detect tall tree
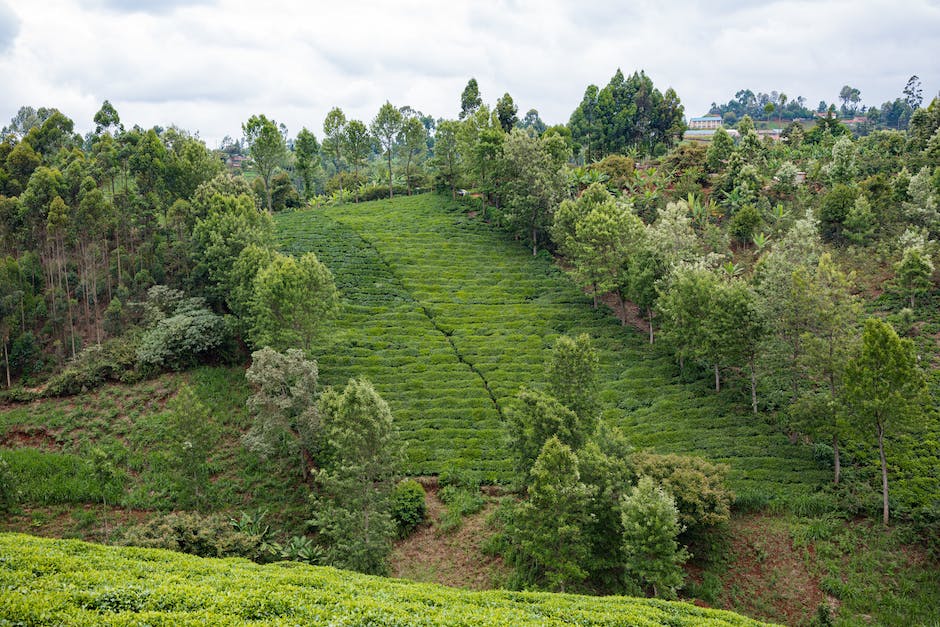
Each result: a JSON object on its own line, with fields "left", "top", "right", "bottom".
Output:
{"left": 459, "top": 78, "right": 482, "bottom": 120}
{"left": 398, "top": 115, "right": 427, "bottom": 195}
{"left": 322, "top": 107, "right": 347, "bottom": 191}
{"left": 294, "top": 128, "right": 320, "bottom": 201}
{"left": 242, "top": 114, "right": 287, "bottom": 212}
{"left": 93, "top": 100, "right": 122, "bottom": 135}
{"left": 843, "top": 318, "right": 926, "bottom": 526}
{"left": 343, "top": 120, "right": 371, "bottom": 201}
{"left": 244, "top": 347, "right": 322, "bottom": 482}
{"left": 371, "top": 102, "right": 403, "bottom": 199}
{"left": 545, "top": 333, "right": 599, "bottom": 426}
{"left": 495, "top": 92, "right": 519, "bottom": 132}
{"left": 431, "top": 120, "right": 461, "bottom": 199}
{"left": 314, "top": 378, "right": 402, "bottom": 575}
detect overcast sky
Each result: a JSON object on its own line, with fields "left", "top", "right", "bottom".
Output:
{"left": 0, "top": 0, "right": 938, "bottom": 146}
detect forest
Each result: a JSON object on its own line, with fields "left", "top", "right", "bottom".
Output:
{"left": 1, "top": 69, "right": 939, "bottom": 626}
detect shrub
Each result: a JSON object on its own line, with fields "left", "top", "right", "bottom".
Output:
{"left": 631, "top": 452, "right": 733, "bottom": 535}
{"left": 136, "top": 290, "right": 228, "bottom": 371}
{"left": 44, "top": 335, "right": 141, "bottom": 397}
{"left": 438, "top": 486, "right": 485, "bottom": 533}
{"left": 392, "top": 479, "right": 427, "bottom": 537}
{"left": 121, "top": 511, "right": 264, "bottom": 560}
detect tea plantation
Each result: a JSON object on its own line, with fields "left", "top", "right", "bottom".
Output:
{"left": 0, "top": 533, "right": 773, "bottom": 626}
{"left": 277, "top": 194, "right": 828, "bottom": 501}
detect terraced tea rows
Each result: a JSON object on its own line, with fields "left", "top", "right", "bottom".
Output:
{"left": 276, "top": 195, "right": 829, "bottom": 498}
{"left": 0, "top": 533, "right": 773, "bottom": 626}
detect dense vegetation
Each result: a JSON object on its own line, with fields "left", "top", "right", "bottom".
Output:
{"left": 1, "top": 70, "right": 939, "bottom": 625}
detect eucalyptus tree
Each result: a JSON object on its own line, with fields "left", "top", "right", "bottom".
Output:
{"left": 243, "top": 114, "right": 288, "bottom": 212}
{"left": 371, "top": 102, "right": 403, "bottom": 199}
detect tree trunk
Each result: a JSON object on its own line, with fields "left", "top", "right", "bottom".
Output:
{"left": 592, "top": 281, "right": 598, "bottom": 309}
{"left": 878, "top": 419, "right": 889, "bottom": 526}
{"left": 750, "top": 361, "right": 758, "bottom": 415}
{"left": 618, "top": 294, "right": 628, "bottom": 327}
{"left": 387, "top": 151, "right": 393, "bottom": 199}
{"left": 833, "top": 433, "right": 841, "bottom": 485}
{"left": 532, "top": 227, "right": 537, "bottom": 256}
{"left": 3, "top": 340, "right": 10, "bottom": 388}
{"left": 714, "top": 363, "right": 721, "bottom": 392}
{"left": 647, "top": 307, "right": 654, "bottom": 344}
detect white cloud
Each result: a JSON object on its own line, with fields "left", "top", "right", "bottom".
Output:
{"left": 1, "top": 0, "right": 938, "bottom": 146}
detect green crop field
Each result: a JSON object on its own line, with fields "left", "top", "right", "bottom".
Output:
{"left": 276, "top": 194, "right": 828, "bottom": 500}
{"left": 0, "top": 533, "right": 773, "bottom": 626}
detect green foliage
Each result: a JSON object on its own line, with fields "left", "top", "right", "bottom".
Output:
{"left": 0, "top": 533, "right": 772, "bottom": 626}
{"left": 892, "top": 245, "right": 934, "bottom": 309}
{"left": 620, "top": 476, "right": 690, "bottom": 599}
{"left": 121, "top": 511, "right": 266, "bottom": 559}
{"left": 631, "top": 452, "right": 733, "bottom": 535}
{"left": 508, "top": 437, "right": 594, "bottom": 592}
{"left": 248, "top": 251, "right": 339, "bottom": 351}
{"left": 438, "top": 485, "right": 485, "bottom": 534}
{"left": 545, "top": 333, "right": 599, "bottom": 424}
{"left": 392, "top": 479, "right": 427, "bottom": 537}
{"left": 244, "top": 347, "right": 321, "bottom": 480}
{"left": 508, "top": 388, "right": 583, "bottom": 479}
{"left": 44, "top": 335, "right": 141, "bottom": 396}
{"left": 136, "top": 288, "right": 228, "bottom": 371}
{"left": 0, "top": 454, "right": 19, "bottom": 512}
{"left": 313, "top": 377, "right": 401, "bottom": 575}
{"left": 242, "top": 113, "right": 288, "bottom": 212}
{"left": 0, "top": 448, "right": 111, "bottom": 505}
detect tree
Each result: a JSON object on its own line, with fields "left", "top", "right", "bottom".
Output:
{"left": 521, "top": 108, "right": 547, "bottom": 135}
{"left": 892, "top": 246, "right": 934, "bottom": 309}
{"left": 249, "top": 251, "right": 340, "bottom": 351}
{"left": 242, "top": 114, "right": 287, "bottom": 212}
{"left": 839, "top": 85, "right": 861, "bottom": 116}
{"left": 371, "top": 102, "right": 403, "bottom": 199}
{"left": 495, "top": 92, "right": 519, "bottom": 132}
{"left": 343, "top": 120, "right": 371, "bottom": 201}
{"left": 294, "top": 128, "right": 320, "bottom": 200}
{"left": 498, "top": 129, "right": 568, "bottom": 255}
{"left": 903, "top": 75, "right": 924, "bottom": 110}
{"left": 459, "top": 78, "right": 482, "bottom": 120}
{"left": 620, "top": 476, "right": 689, "bottom": 599}
{"left": 431, "top": 120, "right": 461, "bottom": 199}
{"left": 322, "top": 107, "right": 346, "bottom": 190}
{"left": 508, "top": 388, "right": 583, "bottom": 478}
{"left": 93, "top": 100, "right": 122, "bottom": 135}
{"left": 713, "top": 279, "right": 766, "bottom": 413}
{"left": 166, "top": 383, "right": 217, "bottom": 509}
{"left": 545, "top": 334, "right": 599, "bottom": 425}
{"left": 398, "top": 115, "right": 427, "bottom": 195}
{"left": 508, "top": 437, "right": 594, "bottom": 592}
{"left": 245, "top": 347, "right": 322, "bottom": 482}
{"left": 843, "top": 318, "right": 926, "bottom": 526}
{"left": 705, "top": 127, "right": 734, "bottom": 172}
{"left": 314, "top": 378, "right": 401, "bottom": 575}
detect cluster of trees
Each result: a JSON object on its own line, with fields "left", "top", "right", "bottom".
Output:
{"left": 498, "top": 334, "right": 732, "bottom": 597}
{"left": 546, "top": 95, "right": 939, "bottom": 525}
{"left": 242, "top": 347, "right": 406, "bottom": 575}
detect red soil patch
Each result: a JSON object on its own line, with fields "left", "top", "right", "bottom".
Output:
{"left": 0, "top": 425, "right": 61, "bottom": 451}
{"left": 390, "top": 484, "right": 507, "bottom": 590}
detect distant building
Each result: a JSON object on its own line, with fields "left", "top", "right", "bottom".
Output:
{"left": 688, "top": 115, "right": 723, "bottom": 130}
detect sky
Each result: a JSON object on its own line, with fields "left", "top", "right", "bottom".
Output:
{"left": 0, "top": 0, "right": 938, "bottom": 146}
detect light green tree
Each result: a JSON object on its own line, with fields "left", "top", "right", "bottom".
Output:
{"left": 398, "top": 115, "right": 427, "bottom": 195}
{"left": 431, "top": 120, "right": 461, "bottom": 199}
{"left": 314, "top": 378, "right": 402, "bottom": 575}
{"left": 843, "top": 318, "right": 926, "bottom": 526}
{"left": 620, "top": 476, "right": 689, "bottom": 599}
{"left": 242, "top": 114, "right": 288, "bottom": 212}
{"left": 371, "top": 102, "right": 404, "bottom": 199}
{"left": 508, "top": 388, "right": 583, "bottom": 479}
{"left": 322, "top": 107, "right": 346, "bottom": 190}
{"left": 249, "top": 252, "right": 339, "bottom": 351}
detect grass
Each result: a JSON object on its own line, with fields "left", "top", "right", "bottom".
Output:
{"left": 0, "top": 533, "right": 775, "bottom": 626}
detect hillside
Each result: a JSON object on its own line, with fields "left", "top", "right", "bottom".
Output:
{"left": 0, "top": 533, "right": 773, "bottom": 626}
{"left": 278, "top": 194, "right": 826, "bottom": 501}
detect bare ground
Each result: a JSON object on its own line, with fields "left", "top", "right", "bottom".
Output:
{"left": 390, "top": 485, "right": 508, "bottom": 590}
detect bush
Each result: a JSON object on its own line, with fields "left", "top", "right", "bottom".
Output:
{"left": 120, "top": 511, "right": 264, "bottom": 560}
{"left": 136, "top": 288, "right": 228, "bottom": 371}
{"left": 43, "top": 335, "right": 141, "bottom": 397}
{"left": 631, "top": 452, "right": 733, "bottom": 535}
{"left": 438, "top": 486, "right": 485, "bottom": 533}
{"left": 392, "top": 479, "right": 427, "bottom": 537}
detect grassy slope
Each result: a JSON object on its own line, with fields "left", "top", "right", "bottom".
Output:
{"left": 278, "top": 194, "right": 827, "bottom": 500}
{"left": 0, "top": 533, "right": 773, "bottom": 626}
